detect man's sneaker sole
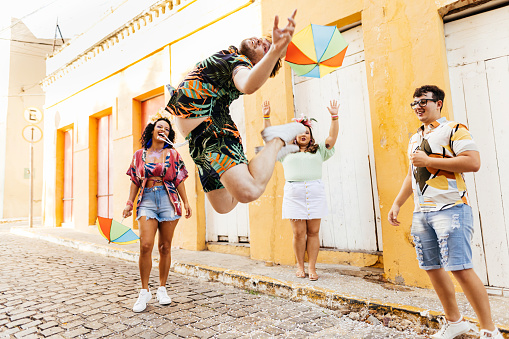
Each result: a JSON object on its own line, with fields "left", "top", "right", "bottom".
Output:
{"left": 261, "top": 122, "right": 306, "bottom": 144}
{"left": 431, "top": 320, "right": 470, "bottom": 339}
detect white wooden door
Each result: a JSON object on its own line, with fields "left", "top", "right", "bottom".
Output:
{"left": 292, "top": 26, "right": 382, "bottom": 252}
{"left": 445, "top": 6, "right": 509, "bottom": 288}
{"left": 205, "top": 98, "right": 250, "bottom": 243}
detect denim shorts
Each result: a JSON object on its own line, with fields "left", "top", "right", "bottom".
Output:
{"left": 136, "top": 186, "right": 180, "bottom": 222}
{"left": 411, "top": 204, "right": 474, "bottom": 271}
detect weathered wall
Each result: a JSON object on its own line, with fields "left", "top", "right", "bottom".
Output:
{"left": 42, "top": 0, "right": 486, "bottom": 288}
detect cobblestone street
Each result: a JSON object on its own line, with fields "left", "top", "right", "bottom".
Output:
{"left": 0, "top": 231, "right": 428, "bottom": 338}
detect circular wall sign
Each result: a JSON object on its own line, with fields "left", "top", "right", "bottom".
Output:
{"left": 22, "top": 125, "right": 43, "bottom": 143}
{"left": 24, "top": 107, "right": 43, "bottom": 124}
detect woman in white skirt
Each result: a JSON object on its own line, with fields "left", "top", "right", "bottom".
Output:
{"left": 262, "top": 100, "right": 339, "bottom": 281}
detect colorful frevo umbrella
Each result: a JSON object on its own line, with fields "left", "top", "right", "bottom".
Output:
{"left": 285, "top": 24, "right": 348, "bottom": 78}
{"left": 96, "top": 216, "right": 140, "bottom": 244}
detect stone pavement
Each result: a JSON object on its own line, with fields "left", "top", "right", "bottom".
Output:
{"left": 0, "top": 232, "right": 432, "bottom": 338}
{"left": 4, "top": 221, "right": 509, "bottom": 338}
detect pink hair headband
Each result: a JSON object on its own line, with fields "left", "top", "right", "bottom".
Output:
{"left": 292, "top": 114, "right": 317, "bottom": 128}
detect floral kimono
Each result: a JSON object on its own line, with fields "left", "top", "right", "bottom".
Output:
{"left": 126, "top": 148, "right": 188, "bottom": 216}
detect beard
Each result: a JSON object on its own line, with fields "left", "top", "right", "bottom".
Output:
{"left": 239, "top": 39, "right": 258, "bottom": 63}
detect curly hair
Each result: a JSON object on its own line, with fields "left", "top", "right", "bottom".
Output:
{"left": 140, "top": 118, "right": 176, "bottom": 149}
{"left": 298, "top": 124, "right": 319, "bottom": 154}
{"left": 413, "top": 85, "right": 445, "bottom": 111}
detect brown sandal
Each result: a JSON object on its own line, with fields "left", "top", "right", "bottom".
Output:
{"left": 309, "top": 273, "right": 319, "bottom": 281}
{"left": 296, "top": 270, "right": 306, "bottom": 278}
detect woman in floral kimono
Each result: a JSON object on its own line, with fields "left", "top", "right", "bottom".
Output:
{"left": 123, "top": 109, "right": 191, "bottom": 312}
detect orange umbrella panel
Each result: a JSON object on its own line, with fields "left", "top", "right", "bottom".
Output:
{"left": 285, "top": 24, "right": 348, "bottom": 78}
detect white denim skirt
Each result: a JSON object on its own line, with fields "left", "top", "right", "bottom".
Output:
{"left": 282, "top": 180, "right": 328, "bottom": 220}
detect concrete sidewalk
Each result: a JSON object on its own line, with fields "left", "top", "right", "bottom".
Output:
{"left": 9, "top": 223, "right": 509, "bottom": 337}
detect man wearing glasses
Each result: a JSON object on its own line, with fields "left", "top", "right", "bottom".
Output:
{"left": 388, "top": 85, "right": 502, "bottom": 339}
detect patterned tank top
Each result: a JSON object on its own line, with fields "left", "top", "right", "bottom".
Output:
{"left": 144, "top": 162, "right": 165, "bottom": 177}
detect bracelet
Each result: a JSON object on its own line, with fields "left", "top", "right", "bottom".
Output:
{"left": 126, "top": 200, "right": 133, "bottom": 207}
{"left": 263, "top": 117, "right": 270, "bottom": 120}
{"left": 331, "top": 115, "right": 338, "bottom": 119}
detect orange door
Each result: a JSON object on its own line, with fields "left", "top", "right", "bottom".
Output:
{"left": 97, "top": 115, "right": 113, "bottom": 218}
{"left": 63, "top": 129, "right": 73, "bottom": 223}
{"left": 141, "top": 95, "right": 165, "bottom": 130}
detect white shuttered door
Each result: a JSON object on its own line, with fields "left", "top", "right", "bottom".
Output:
{"left": 205, "top": 98, "right": 250, "bottom": 243}
{"left": 292, "top": 26, "right": 382, "bottom": 252}
{"left": 445, "top": 6, "right": 509, "bottom": 288}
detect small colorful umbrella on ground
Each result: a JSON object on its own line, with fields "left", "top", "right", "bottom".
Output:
{"left": 96, "top": 216, "right": 139, "bottom": 244}
{"left": 285, "top": 24, "right": 348, "bottom": 78}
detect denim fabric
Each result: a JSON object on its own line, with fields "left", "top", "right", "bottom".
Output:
{"left": 136, "top": 186, "right": 180, "bottom": 222}
{"left": 282, "top": 180, "right": 328, "bottom": 220}
{"left": 411, "top": 204, "right": 474, "bottom": 271}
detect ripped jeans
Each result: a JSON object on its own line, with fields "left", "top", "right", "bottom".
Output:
{"left": 136, "top": 186, "right": 180, "bottom": 222}
{"left": 411, "top": 204, "right": 474, "bottom": 271}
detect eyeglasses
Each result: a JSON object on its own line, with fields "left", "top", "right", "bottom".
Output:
{"left": 410, "top": 98, "right": 437, "bottom": 109}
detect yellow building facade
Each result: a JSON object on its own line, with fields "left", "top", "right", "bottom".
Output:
{"left": 42, "top": 0, "right": 509, "bottom": 290}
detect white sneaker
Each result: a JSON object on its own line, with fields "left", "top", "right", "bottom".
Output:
{"left": 156, "top": 286, "right": 172, "bottom": 305}
{"left": 254, "top": 144, "right": 299, "bottom": 160}
{"left": 431, "top": 317, "right": 471, "bottom": 339}
{"left": 480, "top": 328, "right": 504, "bottom": 339}
{"left": 277, "top": 145, "right": 299, "bottom": 161}
{"left": 132, "top": 289, "right": 151, "bottom": 312}
{"left": 261, "top": 122, "right": 306, "bottom": 145}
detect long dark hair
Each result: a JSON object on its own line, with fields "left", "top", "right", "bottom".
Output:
{"left": 300, "top": 124, "right": 319, "bottom": 154}
{"left": 140, "top": 118, "right": 175, "bottom": 149}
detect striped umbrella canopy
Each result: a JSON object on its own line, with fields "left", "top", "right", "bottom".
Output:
{"left": 285, "top": 24, "right": 348, "bottom": 78}
{"left": 96, "top": 216, "right": 139, "bottom": 245}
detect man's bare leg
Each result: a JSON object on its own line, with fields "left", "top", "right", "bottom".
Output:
{"left": 206, "top": 138, "right": 284, "bottom": 214}
{"left": 426, "top": 268, "right": 462, "bottom": 322}
{"left": 206, "top": 188, "right": 238, "bottom": 214}
{"left": 452, "top": 269, "right": 495, "bottom": 331}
